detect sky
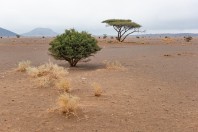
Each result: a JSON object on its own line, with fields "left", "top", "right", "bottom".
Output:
{"left": 0, "top": 0, "right": 198, "bottom": 35}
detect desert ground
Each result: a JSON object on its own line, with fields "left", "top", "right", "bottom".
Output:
{"left": 0, "top": 36, "right": 198, "bottom": 132}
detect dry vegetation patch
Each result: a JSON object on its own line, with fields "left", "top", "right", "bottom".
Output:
{"left": 35, "top": 76, "right": 53, "bottom": 88}
{"left": 55, "top": 78, "right": 71, "bottom": 92}
{"left": 104, "top": 60, "right": 125, "bottom": 70}
{"left": 162, "top": 37, "right": 174, "bottom": 44}
{"left": 15, "top": 61, "right": 70, "bottom": 90}
{"left": 25, "top": 62, "right": 69, "bottom": 89}
{"left": 27, "top": 62, "right": 68, "bottom": 78}
{"left": 57, "top": 93, "right": 80, "bottom": 115}
{"left": 16, "top": 60, "right": 82, "bottom": 117}
{"left": 92, "top": 82, "right": 103, "bottom": 97}
{"left": 16, "top": 60, "right": 31, "bottom": 72}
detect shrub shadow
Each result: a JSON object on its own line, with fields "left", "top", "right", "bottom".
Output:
{"left": 59, "top": 63, "right": 106, "bottom": 72}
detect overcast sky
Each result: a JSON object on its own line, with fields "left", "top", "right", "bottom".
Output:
{"left": 0, "top": 0, "right": 198, "bottom": 35}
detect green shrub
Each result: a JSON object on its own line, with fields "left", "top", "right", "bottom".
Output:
{"left": 184, "top": 36, "right": 193, "bottom": 42}
{"left": 49, "top": 29, "right": 101, "bottom": 67}
{"left": 16, "top": 35, "right": 20, "bottom": 38}
{"left": 103, "top": 34, "right": 107, "bottom": 39}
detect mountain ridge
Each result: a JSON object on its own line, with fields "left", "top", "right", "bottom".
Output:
{"left": 0, "top": 27, "right": 18, "bottom": 37}
{"left": 137, "top": 33, "right": 198, "bottom": 37}
{"left": 22, "top": 28, "right": 58, "bottom": 37}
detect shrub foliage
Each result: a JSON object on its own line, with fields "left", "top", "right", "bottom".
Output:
{"left": 49, "top": 29, "right": 101, "bottom": 67}
{"left": 184, "top": 36, "right": 193, "bottom": 42}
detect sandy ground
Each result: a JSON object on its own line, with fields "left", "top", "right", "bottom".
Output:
{"left": 0, "top": 37, "right": 198, "bottom": 132}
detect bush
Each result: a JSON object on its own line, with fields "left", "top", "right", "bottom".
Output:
{"left": 16, "top": 35, "right": 20, "bottom": 38}
{"left": 184, "top": 36, "right": 193, "bottom": 42}
{"left": 49, "top": 29, "right": 101, "bottom": 67}
{"left": 103, "top": 34, "right": 107, "bottom": 39}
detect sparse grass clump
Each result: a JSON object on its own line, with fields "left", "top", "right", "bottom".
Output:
{"left": 25, "top": 61, "right": 69, "bottom": 88}
{"left": 107, "top": 40, "right": 113, "bottom": 43}
{"left": 27, "top": 62, "right": 68, "bottom": 79}
{"left": 92, "top": 82, "right": 103, "bottom": 97}
{"left": 50, "top": 64, "right": 68, "bottom": 79}
{"left": 57, "top": 93, "right": 79, "bottom": 115}
{"left": 162, "top": 37, "right": 174, "bottom": 44}
{"left": 36, "top": 76, "right": 52, "bottom": 88}
{"left": 56, "top": 79, "right": 71, "bottom": 92}
{"left": 26, "top": 67, "right": 40, "bottom": 77}
{"left": 104, "top": 60, "right": 125, "bottom": 70}
{"left": 17, "top": 60, "right": 31, "bottom": 72}
{"left": 38, "top": 62, "right": 68, "bottom": 79}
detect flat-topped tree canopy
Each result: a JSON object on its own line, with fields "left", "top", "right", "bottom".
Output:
{"left": 102, "top": 19, "right": 141, "bottom": 28}
{"left": 102, "top": 19, "right": 142, "bottom": 42}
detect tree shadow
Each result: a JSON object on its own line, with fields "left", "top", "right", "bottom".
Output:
{"left": 59, "top": 63, "right": 106, "bottom": 72}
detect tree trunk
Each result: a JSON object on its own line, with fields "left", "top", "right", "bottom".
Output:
{"left": 69, "top": 59, "right": 79, "bottom": 67}
{"left": 116, "top": 31, "right": 121, "bottom": 42}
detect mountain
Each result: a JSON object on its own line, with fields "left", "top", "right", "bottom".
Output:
{"left": 138, "top": 33, "right": 198, "bottom": 37}
{"left": 22, "top": 28, "right": 58, "bottom": 37}
{"left": 0, "top": 27, "right": 18, "bottom": 37}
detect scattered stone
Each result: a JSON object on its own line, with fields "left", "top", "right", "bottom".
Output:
{"left": 164, "top": 54, "right": 171, "bottom": 57}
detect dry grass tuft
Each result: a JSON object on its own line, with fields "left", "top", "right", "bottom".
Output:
{"left": 27, "top": 62, "right": 68, "bottom": 79}
{"left": 27, "top": 67, "right": 40, "bottom": 77}
{"left": 104, "top": 60, "right": 125, "bottom": 70}
{"left": 17, "top": 60, "right": 31, "bottom": 72}
{"left": 56, "top": 78, "right": 71, "bottom": 92}
{"left": 57, "top": 93, "right": 79, "bottom": 115}
{"left": 92, "top": 82, "right": 103, "bottom": 97}
{"left": 25, "top": 62, "right": 69, "bottom": 89}
{"left": 50, "top": 64, "right": 68, "bottom": 79}
{"left": 162, "top": 37, "right": 174, "bottom": 43}
{"left": 36, "top": 76, "right": 53, "bottom": 88}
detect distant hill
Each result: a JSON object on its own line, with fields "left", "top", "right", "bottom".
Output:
{"left": 22, "top": 28, "right": 58, "bottom": 37}
{"left": 138, "top": 33, "right": 198, "bottom": 37}
{"left": 0, "top": 27, "right": 18, "bottom": 37}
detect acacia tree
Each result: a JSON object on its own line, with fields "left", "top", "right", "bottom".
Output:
{"left": 49, "top": 29, "right": 101, "bottom": 67}
{"left": 102, "top": 19, "right": 142, "bottom": 42}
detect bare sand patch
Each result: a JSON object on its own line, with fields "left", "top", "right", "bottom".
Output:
{"left": 0, "top": 37, "right": 198, "bottom": 131}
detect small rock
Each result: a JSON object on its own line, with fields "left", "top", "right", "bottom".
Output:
{"left": 164, "top": 54, "right": 171, "bottom": 57}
